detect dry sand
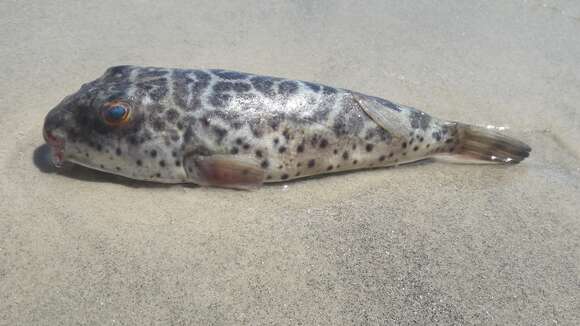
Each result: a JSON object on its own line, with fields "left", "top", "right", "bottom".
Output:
{"left": 1, "top": 1, "right": 579, "bottom": 324}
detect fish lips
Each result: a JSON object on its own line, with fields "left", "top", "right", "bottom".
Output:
{"left": 43, "top": 129, "right": 66, "bottom": 168}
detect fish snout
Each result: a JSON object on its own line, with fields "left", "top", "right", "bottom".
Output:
{"left": 43, "top": 107, "right": 68, "bottom": 167}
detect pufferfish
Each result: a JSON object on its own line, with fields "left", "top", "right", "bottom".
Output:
{"left": 43, "top": 65, "right": 531, "bottom": 189}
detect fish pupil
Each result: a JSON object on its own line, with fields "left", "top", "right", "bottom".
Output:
{"left": 107, "top": 106, "right": 126, "bottom": 120}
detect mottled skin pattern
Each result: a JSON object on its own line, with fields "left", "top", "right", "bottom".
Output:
{"left": 42, "top": 66, "right": 472, "bottom": 185}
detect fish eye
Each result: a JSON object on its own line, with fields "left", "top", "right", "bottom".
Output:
{"left": 103, "top": 102, "right": 131, "bottom": 126}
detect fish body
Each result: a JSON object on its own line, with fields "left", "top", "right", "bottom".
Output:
{"left": 43, "top": 66, "right": 531, "bottom": 189}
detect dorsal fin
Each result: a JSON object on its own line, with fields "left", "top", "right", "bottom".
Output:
{"left": 351, "top": 93, "right": 409, "bottom": 141}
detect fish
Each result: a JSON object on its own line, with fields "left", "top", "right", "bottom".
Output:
{"left": 43, "top": 65, "right": 531, "bottom": 189}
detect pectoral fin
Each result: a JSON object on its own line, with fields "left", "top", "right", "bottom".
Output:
{"left": 183, "top": 154, "right": 265, "bottom": 190}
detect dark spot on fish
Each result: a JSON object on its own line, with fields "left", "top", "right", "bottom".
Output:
{"left": 212, "top": 126, "right": 228, "bottom": 144}
{"left": 212, "top": 70, "right": 249, "bottom": 80}
{"left": 236, "top": 138, "right": 243, "bottom": 145}
{"left": 413, "top": 146, "right": 419, "bottom": 151}
{"left": 445, "top": 138, "right": 453, "bottom": 144}
{"left": 96, "top": 144, "right": 102, "bottom": 151}
{"left": 166, "top": 109, "right": 180, "bottom": 123}
{"left": 342, "top": 151, "right": 349, "bottom": 160}
{"left": 297, "top": 162, "right": 302, "bottom": 167}
{"left": 308, "top": 159, "right": 316, "bottom": 168}
{"left": 156, "top": 173, "right": 161, "bottom": 178}
{"left": 365, "top": 129, "right": 376, "bottom": 140}
{"left": 432, "top": 131, "right": 441, "bottom": 141}
{"left": 255, "top": 150, "right": 263, "bottom": 158}
{"left": 137, "top": 68, "right": 167, "bottom": 78}
{"left": 278, "top": 146, "right": 287, "bottom": 153}
{"left": 251, "top": 126, "right": 264, "bottom": 138}
{"left": 273, "top": 137, "right": 279, "bottom": 145}
{"left": 230, "top": 147, "right": 239, "bottom": 154}
{"left": 85, "top": 153, "right": 89, "bottom": 158}
{"left": 377, "top": 129, "right": 391, "bottom": 142}
{"left": 176, "top": 122, "right": 184, "bottom": 130}
{"left": 209, "top": 93, "right": 231, "bottom": 107}
{"left": 327, "top": 165, "right": 333, "bottom": 171}
{"left": 159, "top": 160, "right": 166, "bottom": 167}
{"left": 303, "top": 81, "right": 320, "bottom": 92}
{"left": 426, "top": 144, "right": 431, "bottom": 148}
{"left": 175, "top": 160, "right": 181, "bottom": 167}
{"left": 150, "top": 150, "right": 157, "bottom": 158}
{"left": 332, "top": 115, "right": 349, "bottom": 136}
{"left": 409, "top": 110, "right": 431, "bottom": 130}
{"left": 402, "top": 152, "right": 407, "bottom": 156}
{"left": 242, "top": 169, "right": 249, "bottom": 176}
{"left": 115, "top": 167, "right": 121, "bottom": 171}
{"left": 115, "top": 148, "right": 122, "bottom": 156}
{"left": 136, "top": 160, "right": 142, "bottom": 166}
{"left": 282, "top": 129, "right": 291, "bottom": 140}
{"left": 402, "top": 142, "right": 407, "bottom": 149}
{"left": 278, "top": 165, "right": 283, "bottom": 169}
{"left": 322, "top": 86, "right": 337, "bottom": 95}
{"left": 232, "top": 82, "right": 251, "bottom": 93}
{"left": 366, "top": 144, "right": 374, "bottom": 152}
{"left": 280, "top": 173, "right": 289, "bottom": 180}
{"left": 278, "top": 81, "right": 298, "bottom": 96}
{"left": 333, "top": 149, "right": 338, "bottom": 155}
{"left": 261, "top": 160, "right": 269, "bottom": 169}
{"left": 269, "top": 121, "right": 281, "bottom": 132}
{"left": 297, "top": 143, "right": 304, "bottom": 153}
{"left": 232, "top": 121, "right": 243, "bottom": 130}
{"left": 100, "top": 164, "right": 104, "bottom": 169}
{"left": 419, "top": 136, "right": 424, "bottom": 142}
{"left": 213, "top": 81, "right": 232, "bottom": 92}
{"left": 319, "top": 139, "right": 328, "bottom": 148}
{"left": 105, "top": 65, "right": 132, "bottom": 78}
{"left": 152, "top": 117, "right": 166, "bottom": 132}
{"left": 129, "top": 136, "right": 138, "bottom": 145}
{"left": 266, "top": 175, "right": 272, "bottom": 180}
{"left": 352, "top": 144, "right": 357, "bottom": 150}
{"left": 353, "top": 160, "right": 358, "bottom": 164}
{"left": 379, "top": 155, "right": 386, "bottom": 161}
{"left": 295, "top": 171, "right": 301, "bottom": 177}
{"left": 388, "top": 152, "right": 394, "bottom": 158}
{"left": 250, "top": 76, "right": 276, "bottom": 97}
{"left": 409, "top": 138, "right": 414, "bottom": 145}
{"left": 172, "top": 150, "right": 177, "bottom": 157}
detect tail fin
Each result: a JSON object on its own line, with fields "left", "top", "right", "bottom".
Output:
{"left": 452, "top": 123, "right": 531, "bottom": 163}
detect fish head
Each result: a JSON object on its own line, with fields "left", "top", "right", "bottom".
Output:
{"left": 43, "top": 65, "right": 187, "bottom": 182}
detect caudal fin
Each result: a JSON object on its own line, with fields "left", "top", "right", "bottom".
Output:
{"left": 452, "top": 123, "right": 531, "bottom": 163}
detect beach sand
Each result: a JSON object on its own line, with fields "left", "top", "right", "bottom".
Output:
{"left": 1, "top": 1, "right": 579, "bottom": 324}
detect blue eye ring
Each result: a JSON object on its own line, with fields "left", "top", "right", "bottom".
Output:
{"left": 103, "top": 101, "right": 131, "bottom": 126}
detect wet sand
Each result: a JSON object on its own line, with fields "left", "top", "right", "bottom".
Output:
{"left": 1, "top": 1, "right": 579, "bottom": 324}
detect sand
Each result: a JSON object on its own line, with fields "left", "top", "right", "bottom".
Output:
{"left": 1, "top": 1, "right": 579, "bottom": 324}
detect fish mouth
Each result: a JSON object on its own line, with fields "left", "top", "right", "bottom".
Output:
{"left": 43, "top": 129, "right": 66, "bottom": 168}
